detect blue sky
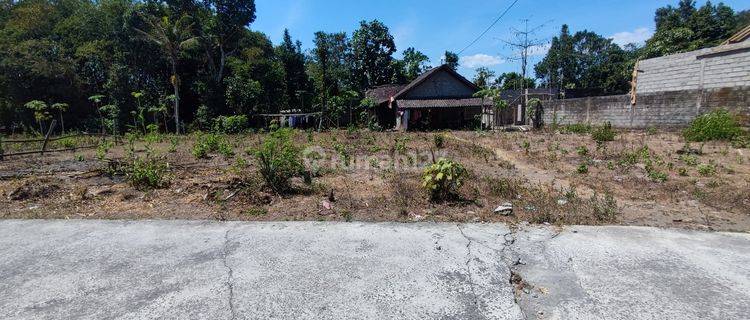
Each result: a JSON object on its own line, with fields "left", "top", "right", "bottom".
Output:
{"left": 252, "top": 0, "right": 748, "bottom": 79}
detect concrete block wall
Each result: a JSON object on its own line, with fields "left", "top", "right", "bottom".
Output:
{"left": 637, "top": 42, "right": 750, "bottom": 93}
{"left": 542, "top": 86, "right": 750, "bottom": 128}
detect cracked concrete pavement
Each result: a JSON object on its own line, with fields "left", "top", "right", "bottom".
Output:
{"left": 0, "top": 220, "right": 748, "bottom": 320}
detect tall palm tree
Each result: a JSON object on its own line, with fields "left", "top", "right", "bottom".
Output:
{"left": 134, "top": 13, "right": 197, "bottom": 134}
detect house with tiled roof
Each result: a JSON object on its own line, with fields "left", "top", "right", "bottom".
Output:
{"left": 366, "top": 65, "right": 493, "bottom": 130}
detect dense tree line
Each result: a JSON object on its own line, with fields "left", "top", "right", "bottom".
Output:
{"left": 0, "top": 0, "right": 432, "bottom": 133}
{"left": 532, "top": 0, "right": 747, "bottom": 94}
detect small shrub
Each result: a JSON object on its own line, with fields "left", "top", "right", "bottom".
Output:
{"left": 683, "top": 109, "right": 741, "bottom": 142}
{"left": 58, "top": 137, "right": 78, "bottom": 149}
{"left": 433, "top": 133, "right": 445, "bottom": 149}
{"left": 563, "top": 123, "right": 592, "bottom": 134}
{"left": 648, "top": 170, "right": 668, "bottom": 183}
{"left": 576, "top": 146, "right": 589, "bottom": 157}
{"left": 591, "top": 122, "right": 616, "bottom": 142}
{"left": 577, "top": 163, "right": 589, "bottom": 174}
{"left": 393, "top": 137, "right": 408, "bottom": 154}
{"left": 96, "top": 140, "right": 114, "bottom": 161}
{"left": 679, "top": 154, "right": 698, "bottom": 166}
{"left": 213, "top": 115, "right": 249, "bottom": 134}
{"left": 128, "top": 155, "right": 171, "bottom": 190}
{"left": 252, "top": 128, "right": 306, "bottom": 193}
{"left": 678, "top": 167, "right": 689, "bottom": 176}
{"left": 591, "top": 192, "right": 618, "bottom": 222}
{"left": 698, "top": 163, "right": 717, "bottom": 176}
{"left": 731, "top": 134, "right": 749, "bottom": 149}
{"left": 522, "top": 140, "right": 531, "bottom": 154}
{"left": 422, "top": 158, "right": 466, "bottom": 201}
{"left": 245, "top": 207, "right": 268, "bottom": 217}
{"left": 193, "top": 133, "right": 233, "bottom": 159}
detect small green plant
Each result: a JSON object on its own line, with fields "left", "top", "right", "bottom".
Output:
{"left": 58, "top": 137, "right": 78, "bottom": 149}
{"left": 393, "top": 137, "right": 408, "bottom": 154}
{"left": 698, "top": 163, "right": 717, "bottom": 176}
{"left": 522, "top": 140, "right": 531, "bottom": 154}
{"left": 731, "top": 134, "right": 749, "bottom": 149}
{"left": 678, "top": 167, "right": 689, "bottom": 176}
{"left": 422, "top": 158, "right": 466, "bottom": 201}
{"left": 333, "top": 143, "right": 351, "bottom": 166}
{"left": 591, "top": 192, "right": 618, "bottom": 222}
{"left": 252, "top": 128, "right": 306, "bottom": 193}
{"left": 75, "top": 154, "right": 84, "bottom": 162}
{"left": 433, "top": 133, "right": 446, "bottom": 149}
{"left": 168, "top": 136, "right": 179, "bottom": 153}
{"left": 679, "top": 154, "right": 699, "bottom": 166}
{"left": 683, "top": 109, "right": 742, "bottom": 142}
{"left": 96, "top": 140, "right": 114, "bottom": 160}
{"left": 576, "top": 146, "right": 589, "bottom": 157}
{"left": 128, "top": 155, "right": 171, "bottom": 190}
{"left": 591, "top": 122, "right": 616, "bottom": 142}
{"left": 212, "top": 115, "right": 249, "bottom": 134}
{"left": 577, "top": 163, "right": 589, "bottom": 174}
{"left": 648, "top": 170, "right": 668, "bottom": 183}
{"left": 245, "top": 207, "right": 268, "bottom": 217}
{"left": 192, "top": 133, "right": 233, "bottom": 159}
{"left": 563, "top": 123, "right": 592, "bottom": 134}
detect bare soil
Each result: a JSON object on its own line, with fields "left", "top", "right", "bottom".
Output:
{"left": 1, "top": 129, "right": 748, "bottom": 232}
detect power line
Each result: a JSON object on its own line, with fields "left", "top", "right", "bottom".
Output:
{"left": 457, "top": 0, "right": 521, "bottom": 55}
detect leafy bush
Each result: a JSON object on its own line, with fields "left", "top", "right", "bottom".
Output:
{"left": 192, "top": 133, "right": 234, "bottom": 159}
{"left": 433, "top": 133, "right": 445, "bottom": 149}
{"left": 253, "top": 128, "right": 306, "bottom": 193}
{"left": 577, "top": 163, "right": 589, "bottom": 174}
{"left": 58, "top": 137, "right": 78, "bottom": 149}
{"left": 213, "top": 115, "right": 249, "bottom": 134}
{"left": 683, "top": 109, "right": 741, "bottom": 142}
{"left": 563, "top": 123, "right": 592, "bottom": 134}
{"left": 698, "top": 163, "right": 717, "bottom": 176}
{"left": 421, "top": 158, "right": 466, "bottom": 201}
{"left": 591, "top": 122, "right": 616, "bottom": 142}
{"left": 128, "top": 155, "right": 171, "bottom": 190}
{"left": 576, "top": 146, "right": 589, "bottom": 157}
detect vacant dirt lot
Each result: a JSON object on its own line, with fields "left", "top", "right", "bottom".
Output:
{"left": 1, "top": 128, "right": 748, "bottom": 232}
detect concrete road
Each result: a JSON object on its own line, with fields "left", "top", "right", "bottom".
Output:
{"left": 0, "top": 221, "right": 748, "bottom": 320}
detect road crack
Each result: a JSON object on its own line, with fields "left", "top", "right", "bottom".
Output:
{"left": 456, "top": 224, "right": 480, "bottom": 308}
{"left": 222, "top": 228, "right": 237, "bottom": 320}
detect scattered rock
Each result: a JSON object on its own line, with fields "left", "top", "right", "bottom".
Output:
{"left": 494, "top": 202, "right": 513, "bottom": 215}
{"left": 321, "top": 200, "right": 332, "bottom": 210}
{"left": 557, "top": 198, "right": 568, "bottom": 206}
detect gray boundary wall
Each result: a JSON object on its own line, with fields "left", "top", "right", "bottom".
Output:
{"left": 541, "top": 41, "right": 750, "bottom": 128}
{"left": 542, "top": 87, "right": 749, "bottom": 128}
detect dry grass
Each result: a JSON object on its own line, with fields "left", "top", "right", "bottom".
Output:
{"left": 1, "top": 127, "right": 748, "bottom": 231}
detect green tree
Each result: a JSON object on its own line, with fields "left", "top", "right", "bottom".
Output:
{"left": 535, "top": 26, "right": 629, "bottom": 94}
{"left": 444, "top": 51, "right": 459, "bottom": 70}
{"left": 133, "top": 12, "right": 198, "bottom": 134}
{"left": 24, "top": 100, "right": 50, "bottom": 133}
{"left": 473, "top": 67, "right": 496, "bottom": 89}
{"left": 309, "top": 31, "right": 351, "bottom": 111}
{"left": 51, "top": 103, "right": 69, "bottom": 134}
{"left": 350, "top": 20, "right": 397, "bottom": 90}
{"left": 643, "top": 0, "right": 738, "bottom": 58}
{"left": 276, "top": 29, "right": 309, "bottom": 110}
{"left": 402, "top": 47, "right": 430, "bottom": 81}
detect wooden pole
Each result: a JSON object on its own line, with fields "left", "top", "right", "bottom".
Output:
{"left": 41, "top": 120, "right": 57, "bottom": 156}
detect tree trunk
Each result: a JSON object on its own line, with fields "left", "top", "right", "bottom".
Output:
{"left": 59, "top": 111, "right": 65, "bottom": 135}
{"left": 172, "top": 62, "right": 180, "bottom": 135}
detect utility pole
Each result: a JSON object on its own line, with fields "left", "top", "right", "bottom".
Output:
{"left": 501, "top": 19, "right": 549, "bottom": 124}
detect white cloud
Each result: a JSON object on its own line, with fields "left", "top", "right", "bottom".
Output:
{"left": 459, "top": 54, "right": 504, "bottom": 69}
{"left": 610, "top": 27, "right": 653, "bottom": 47}
{"left": 528, "top": 43, "right": 551, "bottom": 57}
